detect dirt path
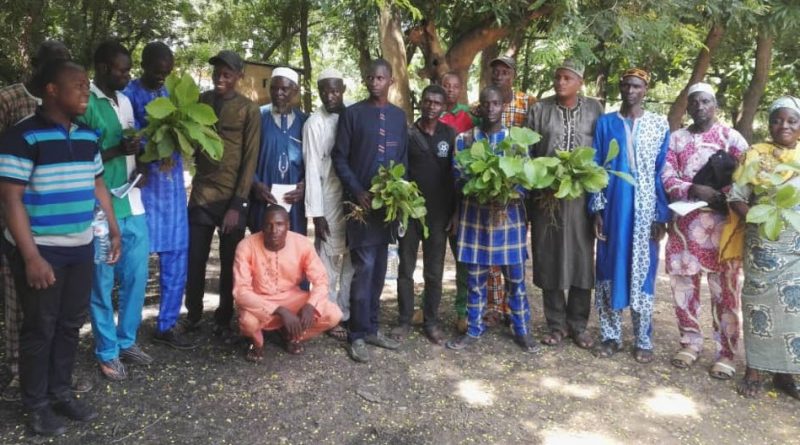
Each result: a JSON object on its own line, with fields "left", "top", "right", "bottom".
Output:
{"left": 0, "top": 245, "right": 798, "bottom": 445}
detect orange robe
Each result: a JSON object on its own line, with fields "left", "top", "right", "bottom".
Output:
{"left": 233, "top": 231, "right": 342, "bottom": 347}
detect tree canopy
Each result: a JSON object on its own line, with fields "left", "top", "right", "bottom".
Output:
{"left": 1, "top": 0, "right": 797, "bottom": 140}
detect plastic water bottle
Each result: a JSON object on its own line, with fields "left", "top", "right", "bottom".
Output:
{"left": 92, "top": 208, "right": 110, "bottom": 264}
{"left": 386, "top": 244, "right": 400, "bottom": 280}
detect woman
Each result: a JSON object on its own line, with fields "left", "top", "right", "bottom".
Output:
{"left": 729, "top": 96, "right": 800, "bottom": 399}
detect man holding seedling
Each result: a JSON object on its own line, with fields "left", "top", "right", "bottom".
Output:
{"left": 332, "top": 59, "right": 407, "bottom": 363}
{"left": 446, "top": 85, "right": 538, "bottom": 354}
{"left": 527, "top": 59, "right": 603, "bottom": 350}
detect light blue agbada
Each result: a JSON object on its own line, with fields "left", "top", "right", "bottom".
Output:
{"left": 589, "top": 111, "right": 671, "bottom": 311}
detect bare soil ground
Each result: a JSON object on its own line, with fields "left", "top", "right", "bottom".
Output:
{"left": 0, "top": 239, "right": 798, "bottom": 445}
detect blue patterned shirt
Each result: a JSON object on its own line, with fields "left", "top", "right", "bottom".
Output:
{"left": 122, "top": 79, "right": 188, "bottom": 252}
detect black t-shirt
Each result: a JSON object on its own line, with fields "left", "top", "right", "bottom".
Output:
{"left": 407, "top": 121, "right": 456, "bottom": 227}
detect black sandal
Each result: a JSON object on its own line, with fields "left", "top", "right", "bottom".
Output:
{"left": 245, "top": 344, "right": 264, "bottom": 363}
{"left": 445, "top": 335, "right": 479, "bottom": 351}
{"left": 592, "top": 339, "right": 621, "bottom": 358}
{"left": 326, "top": 324, "right": 349, "bottom": 341}
{"left": 633, "top": 347, "right": 655, "bottom": 364}
{"left": 514, "top": 334, "right": 541, "bottom": 354}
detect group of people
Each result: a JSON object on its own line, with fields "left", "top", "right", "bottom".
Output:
{"left": 0, "top": 37, "right": 798, "bottom": 437}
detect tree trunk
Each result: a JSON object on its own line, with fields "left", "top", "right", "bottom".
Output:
{"left": 520, "top": 34, "right": 533, "bottom": 93}
{"left": 407, "top": 2, "right": 552, "bottom": 102}
{"left": 379, "top": 3, "right": 413, "bottom": 121}
{"left": 667, "top": 23, "right": 725, "bottom": 130}
{"left": 299, "top": 0, "right": 313, "bottom": 113}
{"left": 478, "top": 44, "right": 499, "bottom": 92}
{"left": 349, "top": 0, "right": 373, "bottom": 78}
{"left": 16, "top": 0, "right": 49, "bottom": 72}
{"left": 735, "top": 29, "right": 773, "bottom": 143}
{"left": 406, "top": 19, "right": 449, "bottom": 83}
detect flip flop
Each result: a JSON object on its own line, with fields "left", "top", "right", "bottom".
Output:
{"left": 245, "top": 344, "right": 264, "bottom": 363}
{"left": 592, "top": 339, "right": 621, "bottom": 358}
{"left": 514, "top": 334, "right": 542, "bottom": 354}
{"left": 445, "top": 335, "right": 479, "bottom": 351}
{"left": 423, "top": 326, "right": 446, "bottom": 345}
{"left": 541, "top": 330, "right": 566, "bottom": 346}
{"left": 671, "top": 348, "right": 698, "bottom": 369}
{"left": 326, "top": 325, "right": 349, "bottom": 342}
{"left": 286, "top": 341, "right": 304, "bottom": 355}
{"left": 390, "top": 324, "right": 412, "bottom": 341}
{"left": 633, "top": 347, "right": 655, "bottom": 364}
{"left": 570, "top": 330, "right": 595, "bottom": 350}
{"left": 709, "top": 360, "right": 736, "bottom": 380}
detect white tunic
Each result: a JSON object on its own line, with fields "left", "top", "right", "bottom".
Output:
{"left": 303, "top": 107, "right": 347, "bottom": 256}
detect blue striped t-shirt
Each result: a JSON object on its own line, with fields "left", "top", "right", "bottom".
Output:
{"left": 0, "top": 110, "right": 104, "bottom": 248}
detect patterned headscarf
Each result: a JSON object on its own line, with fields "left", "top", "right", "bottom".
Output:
{"left": 769, "top": 96, "right": 800, "bottom": 117}
{"left": 622, "top": 68, "right": 650, "bottom": 85}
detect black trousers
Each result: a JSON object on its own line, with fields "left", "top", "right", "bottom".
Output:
{"left": 397, "top": 220, "right": 447, "bottom": 328}
{"left": 541, "top": 287, "right": 592, "bottom": 334}
{"left": 185, "top": 223, "right": 244, "bottom": 327}
{"left": 348, "top": 244, "right": 388, "bottom": 342}
{"left": 8, "top": 248, "right": 92, "bottom": 410}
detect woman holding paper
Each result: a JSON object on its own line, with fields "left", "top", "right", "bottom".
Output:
{"left": 661, "top": 82, "right": 748, "bottom": 379}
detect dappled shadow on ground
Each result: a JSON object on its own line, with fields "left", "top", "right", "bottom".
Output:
{"left": 0, "top": 246, "right": 798, "bottom": 445}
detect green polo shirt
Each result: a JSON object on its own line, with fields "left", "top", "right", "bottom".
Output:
{"left": 78, "top": 84, "right": 134, "bottom": 219}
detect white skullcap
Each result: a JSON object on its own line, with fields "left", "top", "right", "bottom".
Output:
{"left": 318, "top": 68, "right": 343, "bottom": 82}
{"left": 687, "top": 82, "right": 715, "bottom": 98}
{"left": 271, "top": 67, "right": 298, "bottom": 85}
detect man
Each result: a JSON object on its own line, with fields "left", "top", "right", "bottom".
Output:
{"left": 80, "top": 40, "right": 151, "bottom": 380}
{"left": 490, "top": 56, "right": 536, "bottom": 128}
{"left": 0, "top": 40, "right": 79, "bottom": 401}
{"left": 185, "top": 50, "right": 260, "bottom": 338}
{"left": 589, "top": 68, "right": 670, "bottom": 363}
{"left": 483, "top": 56, "right": 537, "bottom": 325}
{"left": 445, "top": 86, "right": 537, "bottom": 353}
{"left": 661, "top": 82, "right": 747, "bottom": 378}
{"left": 527, "top": 60, "right": 604, "bottom": 349}
{"left": 391, "top": 84, "right": 455, "bottom": 345}
{"left": 332, "top": 59, "right": 407, "bottom": 362}
{"left": 250, "top": 67, "right": 307, "bottom": 234}
{"left": 439, "top": 72, "right": 477, "bottom": 134}
{"left": 0, "top": 60, "right": 120, "bottom": 435}
{"left": 438, "top": 72, "right": 473, "bottom": 333}
{"left": 123, "top": 41, "right": 195, "bottom": 350}
{"left": 233, "top": 205, "right": 342, "bottom": 361}
{"left": 303, "top": 68, "right": 353, "bottom": 340}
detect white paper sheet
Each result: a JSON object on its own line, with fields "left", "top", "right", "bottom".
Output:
{"left": 668, "top": 200, "right": 708, "bottom": 217}
{"left": 271, "top": 183, "right": 296, "bottom": 213}
{"left": 110, "top": 173, "right": 143, "bottom": 199}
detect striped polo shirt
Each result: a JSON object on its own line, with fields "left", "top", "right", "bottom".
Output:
{"left": 0, "top": 110, "right": 104, "bottom": 248}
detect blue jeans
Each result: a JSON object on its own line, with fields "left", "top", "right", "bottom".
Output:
{"left": 90, "top": 214, "right": 150, "bottom": 362}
